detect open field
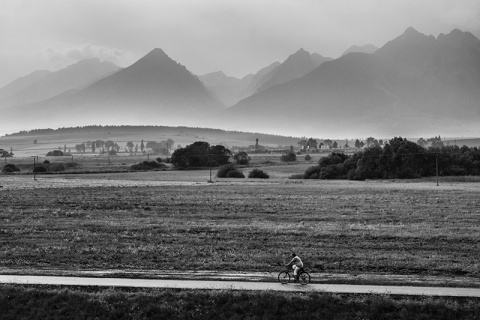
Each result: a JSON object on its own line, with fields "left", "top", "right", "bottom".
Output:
{"left": 1, "top": 169, "right": 479, "bottom": 286}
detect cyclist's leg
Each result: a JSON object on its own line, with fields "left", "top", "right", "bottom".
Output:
{"left": 293, "top": 265, "right": 299, "bottom": 279}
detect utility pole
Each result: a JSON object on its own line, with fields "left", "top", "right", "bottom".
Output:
{"left": 31, "top": 156, "right": 37, "bottom": 180}
{"left": 436, "top": 153, "right": 439, "bottom": 186}
{"left": 208, "top": 153, "right": 213, "bottom": 183}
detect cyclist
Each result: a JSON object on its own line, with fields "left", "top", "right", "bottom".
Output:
{"left": 286, "top": 252, "right": 303, "bottom": 280}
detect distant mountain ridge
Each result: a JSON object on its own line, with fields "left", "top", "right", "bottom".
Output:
{"left": 251, "top": 48, "right": 332, "bottom": 94}
{"left": 0, "top": 70, "right": 51, "bottom": 101}
{"left": 2, "top": 48, "right": 222, "bottom": 132}
{"left": 0, "top": 58, "right": 120, "bottom": 108}
{"left": 342, "top": 44, "right": 378, "bottom": 56}
{"left": 223, "top": 27, "right": 480, "bottom": 137}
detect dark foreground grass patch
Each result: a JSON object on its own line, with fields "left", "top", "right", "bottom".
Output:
{"left": 1, "top": 285, "right": 479, "bottom": 320}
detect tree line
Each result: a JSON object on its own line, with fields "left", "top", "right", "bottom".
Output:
{"left": 298, "top": 137, "right": 385, "bottom": 150}
{"left": 302, "top": 137, "right": 480, "bottom": 180}
{"left": 45, "top": 139, "right": 175, "bottom": 156}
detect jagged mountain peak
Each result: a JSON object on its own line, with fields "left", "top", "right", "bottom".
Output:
{"left": 129, "top": 48, "right": 177, "bottom": 69}
{"left": 437, "top": 28, "right": 480, "bottom": 51}
{"left": 145, "top": 47, "right": 169, "bottom": 58}
{"left": 285, "top": 48, "right": 311, "bottom": 61}
{"left": 342, "top": 44, "right": 378, "bottom": 56}
{"left": 404, "top": 26, "right": 421, "bottom": 36}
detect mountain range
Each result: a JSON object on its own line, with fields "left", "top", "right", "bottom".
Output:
{"left": 222, "top": 27, "right": 480, "bottom": 137}
{"left": 1, "top": 27, "right": 480, "bottom": 138}
{"left": 0, "top": 58, "right": 120, "bottom": 108}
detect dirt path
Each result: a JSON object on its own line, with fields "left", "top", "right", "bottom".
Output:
{"left": 2, "top": 275, "right": 480, "bottom": 297}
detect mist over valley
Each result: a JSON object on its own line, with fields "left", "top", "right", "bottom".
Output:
{"left": 1, "top": 28, "right": 479, "bottom": 140}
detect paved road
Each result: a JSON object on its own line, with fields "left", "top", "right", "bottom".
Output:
{"left": 2, "top": 275, "right": 480, "bottom": 297}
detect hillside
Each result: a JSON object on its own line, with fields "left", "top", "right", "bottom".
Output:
{"left": 0, "top": 70, "right": 51, "bottom": 101}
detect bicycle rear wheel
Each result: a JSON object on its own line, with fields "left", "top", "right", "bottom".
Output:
{"left": 298, "top": 272, "right": 310, "bottom": 285}
{"left": 278, "top": 271, "right": 290, "bottom": 284}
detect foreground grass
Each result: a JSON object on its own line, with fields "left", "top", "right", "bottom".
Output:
{"left": 1, "top": 179, "right": 479, "bottom": 279}
{"left": 1, "top": 285, "right": 479, "bottom": 320}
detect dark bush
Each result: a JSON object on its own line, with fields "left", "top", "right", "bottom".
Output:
{"left": 289, "top": 174, "right": 304, "bottom": 179}
{"left": 33, "top": 165, "right": 48, "bottom": 173}
{"left": 226, "top": 169, "right": 245, "bottom": 178}
{"left": 49, "top": 164, "right": 65, "bottom": 172}
{"left": 43, "top": 160, "right": 50, "bottom": 164}
{"left": 156, "top": 157, "right": 164, "bottom": 163}
{"left": 320, "top": 164, "right": 346, "bottom": 179}
{"left": 305, "top": 154, "right": 312, "bottom": 161}
{"left": 395, "top": 167, "right": 416, "bottom": 179}
{"left": 234, "top": 152, "right": 250, "bottom": 165}
{"left": 130, "top": 161, "right": 163, "bottom": 171}
{"left": 248, "top": 169, "right": 269, "bottom": 179}
{"left": 217, "top": 164, "right": 237, "bottom": 178}
{"left": 207, "top": 159, "right": 219, "bottom": 167}
{"left": 3, "top": 164, "right": 20, "bottom": 172}
{"left": 281, "top": 152, "right": 297, "bottom": 162}
{"left": 237, "top": 158, "right": 249, "bottom": 165}
{"left": 2, "top": 167, "right": 14, "bottom": 173}
{"left": 46, "top": 150, "right": 64, "bottom": 156}
{"left": 304, "top": 165, "right": 321, "bottom": 179}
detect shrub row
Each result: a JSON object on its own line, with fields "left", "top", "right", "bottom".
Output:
{"left": 217, "top": 165, "right": 269, "bottom": 179}
{"left": 130, "top": 161, "right": 165, "bottom": 171}
{"left": 2, "top": 163, "right": 67, "bottom": 174}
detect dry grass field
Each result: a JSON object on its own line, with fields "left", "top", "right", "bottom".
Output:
{"left": 1, "top": 165, "right": 479, "bottom": 286}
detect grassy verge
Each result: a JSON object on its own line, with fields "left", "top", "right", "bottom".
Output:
{"left": 1, "top": 285, "right": 479, "bottom": 320}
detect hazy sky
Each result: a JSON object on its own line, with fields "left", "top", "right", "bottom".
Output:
{"left": 1, "top": 0, "right": 479, "bottom": 87}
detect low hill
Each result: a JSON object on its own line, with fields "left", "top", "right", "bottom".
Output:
{"left": 0, "top": 125, "right": 304, "bottom": 157}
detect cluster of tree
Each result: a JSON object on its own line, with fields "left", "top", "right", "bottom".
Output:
{"left": 171, "top": 141, "right": 232, "bottom": 168}
{"left": 298, "top": 137, "right": 385, "bottom": 151}
{"left": 145, "top": 139, "right": 174, "bottom": 155}
{"left": 281, "top": 152, "right": 297, "bottom": 162}
{"left": 302, "top": 137, "right": 480, "bottom": 180}
{"left": 46, "top": 150, "right": 64, "bottom": 156}
{"left": 234, "top": 152, "right": 250, "bottom": 165}
{"left": 0, "top": 148, "right": 13, "bottom": 157}
{"left": 298, "top": 138, "right": 320, "bottom": 150}
{"left": 417, "top": 136, "right": 444, "bottom": 148}
{"left": 2, "top": 164, "right": 20, "bottom": 173}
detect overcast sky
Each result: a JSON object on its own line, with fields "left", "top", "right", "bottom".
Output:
{"left": 1, "top": 0, "right": 479, "bottom": 87}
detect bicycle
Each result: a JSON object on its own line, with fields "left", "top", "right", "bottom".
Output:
{"left": 278, "top": 266, "right": 311, "bottom": 285}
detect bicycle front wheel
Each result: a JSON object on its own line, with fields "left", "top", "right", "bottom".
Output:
{"left": 298, "top": 272, "right": 310, "bottom": 285}
{"left": 278, "top": 271, "right": 290, "bottom": 284}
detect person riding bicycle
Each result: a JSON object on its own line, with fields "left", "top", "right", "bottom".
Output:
{"left": 286, "top": 252, "right": 303, "bottom": 280}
